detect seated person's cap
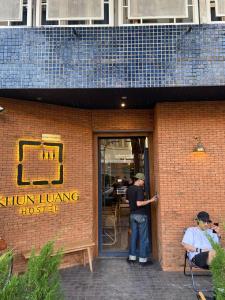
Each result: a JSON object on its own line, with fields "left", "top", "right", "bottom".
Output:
{"left": 196, "top": 211, "right": 212, "bottom": 223}
{"left": 134, "top": 173, "right": 145, "bottom": 181}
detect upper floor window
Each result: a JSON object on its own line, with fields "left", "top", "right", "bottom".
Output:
{"left": 47, "top": 0, "right": 103, "bottom": 20}
{"left": 36, "top": 0, "right": 113, "bottom": 26}
{"left": 119, "top": 0, "right": 198, "bottom": 24}
{"left": 215, "top": 0, "right": 225, "bottom": 17}
{"left": 0, "top": 0, "right": 23, "bottom": 22}
{"left": 0, "top": 0, "right": 225, "bottom": 27}
{"left": 208, "top": 0, "right": 225, "bottom": 23}
{"left": 0, "top": 0, "right": 32, "bottom": 26}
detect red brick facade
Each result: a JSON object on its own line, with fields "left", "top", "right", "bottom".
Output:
{"left": 0, "top": 97, "right": 224, "bottom": 272}
{"left": 155, "top": 101, "right": 225, "bottom": 270}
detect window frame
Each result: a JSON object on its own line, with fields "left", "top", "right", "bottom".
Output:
{"left": 0, "top": 0, "right": 32, "bottom": 27}
{"left": 118, "top": 0, "right": 199, "bottom": 25}
{"left": 36, "top": 0, "right": 114, "bottom": 27}
{"left": 205, "top": 0, "right": 225, "bottom": 24}
{"left": 1, "top": 0, "right": 225, "bottom": 27}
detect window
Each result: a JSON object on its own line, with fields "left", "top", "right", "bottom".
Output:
{"left": 0, "top": 0, "right": 23, "bottom": 22}
{"left": 47, "top": 0, "right": 103, "bottom": 20}
{"left": 1, "top": 0, "right": 225, "bottom": 27}
{"left": 36, "top": 0, "right": 113, "bottom": 26}
{"left": 207, "top": 0, "right": 225, "bottom": 23}
{"left": 118, "top": 0, "right": 199, "bottom": 25}
{"left": 0, "top": 0, "right": 32, "bottom": 27}
{"left": 215, "top": 0, "right": 225, "bottom": 16}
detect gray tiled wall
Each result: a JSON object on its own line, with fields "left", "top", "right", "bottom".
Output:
{"left": 0, "top": 25, "right": 224, "bottom": 88}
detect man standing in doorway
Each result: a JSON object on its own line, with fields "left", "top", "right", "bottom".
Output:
{"left": 127, "top": 173, "right": 158, "bottom": 266}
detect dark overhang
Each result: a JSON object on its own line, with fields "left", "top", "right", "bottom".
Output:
{"left": 0, "top": 86, "right": 225, "bottom": 109}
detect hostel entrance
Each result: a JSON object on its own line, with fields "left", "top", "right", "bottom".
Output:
{"left": 98, "top": 137, "right": 151, "bottom": 256}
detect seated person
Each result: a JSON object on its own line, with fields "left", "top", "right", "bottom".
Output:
{"left": 182, "top": 211, "right": 221, "bottom": 269}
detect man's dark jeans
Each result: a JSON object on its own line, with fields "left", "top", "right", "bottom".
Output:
{"left": 129, "top": 214, "right": 149, "bottom": 262}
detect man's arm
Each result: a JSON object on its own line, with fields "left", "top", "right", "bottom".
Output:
{"left": 182, "top": 242, "right": 210, "bottom": 253}
{"left": 137, "top": 195, "right": 158, "bottom": 207}
{"left": 182, "top": 242, "right": 196, "bottom": 252}
{"left": 211, "top": 224, "right": 221, "bottom": 242}
{"left": 182, "top": 228, "right": 198, "bottom": 252}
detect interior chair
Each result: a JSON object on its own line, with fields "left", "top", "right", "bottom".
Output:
{"left": 102, "top": 205, "right": 118, "bottom": 246}
{"left": 116, "top": 186, "right": 127, "bottom": 196}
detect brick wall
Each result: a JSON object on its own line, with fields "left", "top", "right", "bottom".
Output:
{"left": 92, "top": 109, "right": 153, "bottom": 131}
{"left": 0, "top": 98, "right": 94, "bottom": 271}
{"left": 0, "top": 97, "right": 154, "bottom": 272}
{"left": 154, "top": 101, "right": 225, "bottom": 271}
{"left": 1, "top": 97, "right": 225, "bottom": 272}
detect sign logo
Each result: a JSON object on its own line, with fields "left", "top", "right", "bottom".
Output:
{"left": 0, "top": 139, "right": 80, "bottom": 216}
{"left": 17, "top": 140, "right": 63, "bottom": 186}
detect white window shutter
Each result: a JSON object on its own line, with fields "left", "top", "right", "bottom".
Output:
{"left": 46, "top": 0, "right": 104, "bottom": 20}
{"left": 0, "top": 0, "right": 23, "bottom": 21}
{"left": 215, "top": 0, "right": 225, "bottom": 16}
{"left": 128, "top": 0, "right": 188, "bottom": 19}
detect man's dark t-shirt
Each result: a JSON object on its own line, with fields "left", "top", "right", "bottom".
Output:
{"left": 127, "top": 185, "right": 149, "bottom": 215}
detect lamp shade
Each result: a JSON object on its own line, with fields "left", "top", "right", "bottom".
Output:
{"left": 193, "top": 142, "right": 205, "bottom": 152}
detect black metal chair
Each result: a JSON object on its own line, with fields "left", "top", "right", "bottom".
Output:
{"left": 184, "top": 250, "right": 213, "bottom": 296}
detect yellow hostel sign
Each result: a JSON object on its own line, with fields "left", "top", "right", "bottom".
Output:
{"left": 0, "top": 191, "right": 79, "bottom": 216}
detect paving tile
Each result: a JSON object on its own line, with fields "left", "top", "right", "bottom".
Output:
{"left": 60, "top": 258, "right": 213, "bottom": 300}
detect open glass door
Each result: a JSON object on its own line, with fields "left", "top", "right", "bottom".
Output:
{"left": 98, "top": 137, "right": 150, "bottom": 256}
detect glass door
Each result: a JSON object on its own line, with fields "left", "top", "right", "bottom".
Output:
{"left": 98, "top": 136, "right": 150, "bottom": 256}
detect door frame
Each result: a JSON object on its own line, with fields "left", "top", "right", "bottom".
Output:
{"left": 93, "top": 132, "right": 158, "bottom": 259}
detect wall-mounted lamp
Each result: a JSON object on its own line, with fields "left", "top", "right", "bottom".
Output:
{"left": 193, "top": 137, "right": 206, "bottom": 153}
{"left": 0, "top": 106, "right": 5, "bottom": 113}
